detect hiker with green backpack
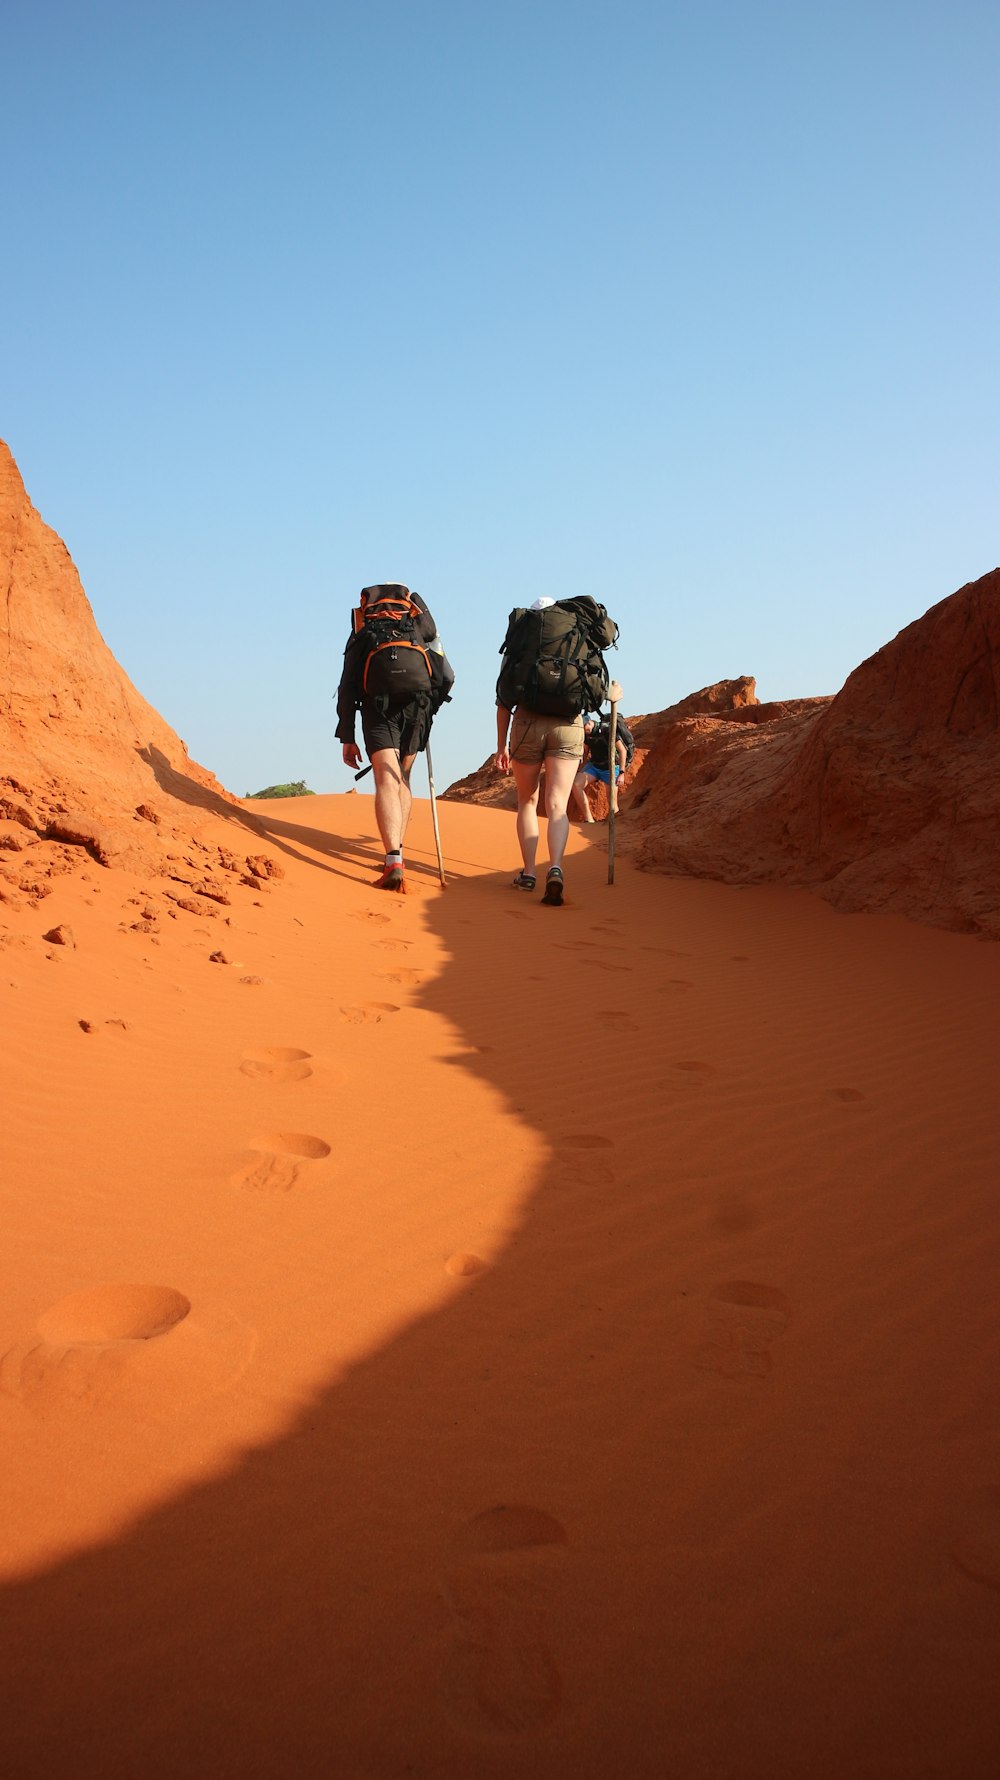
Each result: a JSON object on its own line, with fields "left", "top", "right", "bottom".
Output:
{"left": 337, "top": 584, "right": 454, "bottom": 891}
{"left": 495, "top": 596, "right": 619, "bottom": 906}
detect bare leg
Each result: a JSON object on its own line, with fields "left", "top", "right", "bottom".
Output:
{"left": 572, "top": 768, "right": 595, "bottom": 822}
{"left": 511, "top": 759, "right": 542, "bottom": 877}
{"left": 371, "top": 750, "right": 416, "bottom": 853}
{"left": 542, "top": 753, "right": 580, "bottom": 874}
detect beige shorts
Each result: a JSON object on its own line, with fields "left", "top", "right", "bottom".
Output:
{"left": 510, "top": 709, "right": 585, "bottom": 764}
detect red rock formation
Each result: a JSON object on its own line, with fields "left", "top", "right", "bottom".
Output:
{"left": 629, "top": 572, "right": 1000, "bottom": 937}
{"left": 443, "top": 679, "right": 782, "bottom": 821}
{"left": 442, "top": 756, "right": 519, "bottom": 811}
{"left": 0, "top": 439, "right": 273, "bottom": 915}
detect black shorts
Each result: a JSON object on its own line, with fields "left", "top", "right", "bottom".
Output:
{"left": 361, "top": 698, "right": 432, "bottom": 760}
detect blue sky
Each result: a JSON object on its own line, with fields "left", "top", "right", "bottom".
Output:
{"left": 3, "top": 0, "right": 997, "bottom": 795}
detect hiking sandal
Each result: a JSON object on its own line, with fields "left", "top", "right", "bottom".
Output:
{"left": 375, "top": 863, "right": 406, "bottom": 892}
{"left": 511, "top": 870, "right": 536, "bottom": 891}
{"left": 541, "top": 867, "right": 564, "bottom": 906}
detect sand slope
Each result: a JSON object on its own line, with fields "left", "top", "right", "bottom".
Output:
{"left": 2, "top": 793, "right": 999, "bottom": 1778}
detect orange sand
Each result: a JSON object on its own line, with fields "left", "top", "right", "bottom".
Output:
{"left": 1, "top": 794, "right": 999, "bottom": 1778}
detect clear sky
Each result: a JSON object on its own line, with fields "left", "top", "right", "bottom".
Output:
{"left": 3, "top": 0, "right": 997, "bottom": 796}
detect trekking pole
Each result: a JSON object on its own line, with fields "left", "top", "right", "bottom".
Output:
{"left": 607, "top": 680, "right": 622, "bottom": 887}
{"left": 354, "top": 765, "right": 373, "bottom": 782}
{"left": 425, "top": 741, "right": 447, "bottom": 886}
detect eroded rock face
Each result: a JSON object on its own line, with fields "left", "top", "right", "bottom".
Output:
{"left": 629, "top": 572, "right": 1000, "bottom": 937}
{"left": 443, "top": 681, "right": 768, "bottom": 816}
{"left": 0, "top": 440, "right": 278, "bottom": 910}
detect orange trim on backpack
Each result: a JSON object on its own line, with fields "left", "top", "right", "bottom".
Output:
{"left": 354, "top": 588, "right": 423, "bottom": 632}
{"left": 361, "top": 642, "right": 433, "bottom": 693}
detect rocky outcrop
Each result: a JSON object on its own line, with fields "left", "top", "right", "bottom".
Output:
{"left": 629, "top": 573, "right": 1000, "bottom": 937}
{"left": 442, "top": 757, "right": 520, "bottom": 811}
{"left": 443, "top": 681, "right": 772, "bottom": 816}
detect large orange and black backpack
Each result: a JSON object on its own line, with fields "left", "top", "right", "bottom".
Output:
{"left": 353, "top": 584, "right": 434, "bottom": 709}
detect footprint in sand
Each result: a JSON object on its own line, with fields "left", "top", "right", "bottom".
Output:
{"left": 660, "top": 978, "right": 695, "bottom": 992}
{"left": 828, "top": 1087, "right": 866, "bottom": 1103}
{"left": 947, "top": 1486, "right": 1000, "bottom": 1592}
{"left": 695, "top": 1281, "right": 790, "bottom": 1380}
{"left": 553, "top": 1157, "right": 615, "bottom": 1186}
{"left": 555, "top": 940, "right": 626, "bottom": 954}
{"left": 232, "top": 1131, "right": 331, "bottom": 1193}
{"left": 0, "top": 1285, "right": 255, "bottom": 1420}
{"left": 598, "top": 1010, "right": 637, "bottom": 1032}
{"left": 240, "top": 1046, "right": 313, "bottom": 1082}
{"left": 446, "top": 1253, "right": 489, "bottom": 1277}
{"left": 349, "top": 910, "right": 391, "bottom": 926}
{"left": 710, "top": 1194, "right": 760, "bottom": 1236}
{"left": 563, "top": 1134, "right": 614, "bottom": 1151}
{"left": 442, "top": 1506, "right": 568, "bottom": 1735}
{"left": 379, "top": 968, "right": 426, "bottom": 986}
{"left": 591, "top": 960, "right": 631, "bottom": 974}
{"left": 372, "top": 937, "right": 412, "bottom": 952}
{"left": 38, "top": 1284, "right": 191, "bottom": 1343}
{"left": 340, "top": 1002, "right": 401, "bottom": 1024}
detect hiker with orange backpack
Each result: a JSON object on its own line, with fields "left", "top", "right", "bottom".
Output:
{"left": 337, "top": 584, "right": 454, "bottom": 891}
{"left": 494, "top": 595, "right": 619, "bottom": 906}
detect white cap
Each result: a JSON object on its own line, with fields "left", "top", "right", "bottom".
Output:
{"left": 529, "top": 596, "right": 557, "bottom": 611}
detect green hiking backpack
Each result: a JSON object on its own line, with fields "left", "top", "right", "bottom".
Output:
{"left": 497, "top": 597, "right": 618, "bottom": 718}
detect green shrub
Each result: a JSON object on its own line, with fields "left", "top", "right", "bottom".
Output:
{"left": 245, "top": 780, "right": 316, "bottom": 800}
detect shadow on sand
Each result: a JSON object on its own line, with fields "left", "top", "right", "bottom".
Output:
{"left": 1, "top": 854, "right": 997, "bottom": 1778}
{"left": 141, "top": 745, "right": 388, "bottom": 884}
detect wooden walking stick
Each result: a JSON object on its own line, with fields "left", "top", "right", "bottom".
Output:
{"left": 425, "top": 740, "right": 447, "bottom": 886}
{"left": 607, "top": 680, "right": 622, "bottom": 886}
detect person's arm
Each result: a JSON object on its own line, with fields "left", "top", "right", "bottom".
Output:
{"left": 335, "top": 633, "right": 365, "bottom": 768}
{"left": 616, "top": 737, "right": 628, "bottom": 772}
{"left": 495, "top": 704, "right": 513, "bottom": 773}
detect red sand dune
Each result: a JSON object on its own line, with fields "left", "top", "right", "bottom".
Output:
{"left": 2, "top": 444, "right": 1000, "bottom": 1778}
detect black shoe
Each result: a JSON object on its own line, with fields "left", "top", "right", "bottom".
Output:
{"left": 541, "top": 867, "right": 564, "bottom": 906}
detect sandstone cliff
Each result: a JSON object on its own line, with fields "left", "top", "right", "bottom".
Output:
{"left": 629, "top": 572, "right": 1000, "bottom": 936}
{"left": 0, "top": 440, "right": 277, "bottom": 922}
